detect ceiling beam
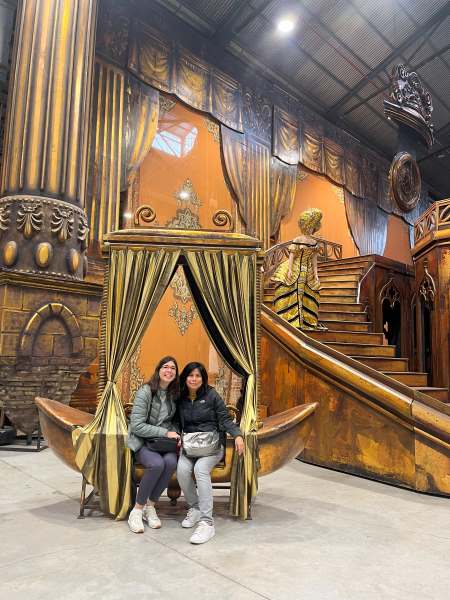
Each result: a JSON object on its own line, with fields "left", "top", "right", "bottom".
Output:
{"left": 213, "top": 0, "right": 275, "bottom": 46}
{"left": 325, "top": 2, "right": 450, "bottom": 119}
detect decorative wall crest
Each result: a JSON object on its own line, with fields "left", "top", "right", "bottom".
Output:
{"left": 389, "top": 151, "right": 421, "bottom": 212}
{"left": 159, "top": 95, "right": 176, "bottom": 115}
{"left": 167, "top": 179, "right": 202, "bottom": 230}
{"left": 17, "top": 200, "right": 43, "bottom": 239}
{"left": 170, "top": 266, "right": 191, "bottom": 304}
{"left": 51, "top": 207, "right": 74, "bottom": 242}
{"left": 166, "top": 208, "right": 201, "bottom": 230}
{"left": 168, "top": 303, "right": 198, "bottom": 335}
{"left": 174, "top": 179, "right": 201, "bottom": 209}
{"left": 389, "top": 65, "right": 433, "bottom": 126}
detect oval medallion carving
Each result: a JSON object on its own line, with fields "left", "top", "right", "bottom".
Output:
{"left": 35, "top": 242, "right": 53, "bottom": 268}
{"left": 3, "top": 240, "right": 18, "bottom": 266}
{"left": 68, "top": 248, "right": 80, "bottom": 274}
{"left": 389, "top": 151, "right": 421, "bottom": 212}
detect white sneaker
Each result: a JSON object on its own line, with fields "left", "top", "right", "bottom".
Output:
{"left": 190, "top": 522, "right": 215, "bottom": 544}
{"left": 181, "top": 507, "right": 201, "bottom": 528}
{"left": 143, "top": 503, "right": 161, "bottom": 529}
{"left": 128, "top": 508, "right": 144, "bottom": 533}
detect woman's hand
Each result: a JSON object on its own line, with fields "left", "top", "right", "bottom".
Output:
{"left": 166, "top": 431, "right": 180, "bottom": 440}
{"left": 235, "top": 436, "right": 245, "bottom": 456}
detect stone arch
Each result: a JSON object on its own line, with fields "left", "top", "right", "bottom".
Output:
{"left": 19, "top": 302, "right": 82, "bottom": 357}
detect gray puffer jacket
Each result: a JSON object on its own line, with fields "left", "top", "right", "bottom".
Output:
{"left": 127, "top": 384, "right": 178, "bottom": 452}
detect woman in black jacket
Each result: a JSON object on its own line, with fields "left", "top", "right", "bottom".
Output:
{"left": 177, "top": 361, "right": 244, "bottom": 544}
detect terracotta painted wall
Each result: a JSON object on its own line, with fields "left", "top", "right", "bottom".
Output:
{"left": 383, "top": 214, "right": 413, "bottom": 265}
{"left": 119, "top": 97, "right": 241, "bottom": 405}
{"left": 279, "top": 170, "right": 358, "bottom": 258}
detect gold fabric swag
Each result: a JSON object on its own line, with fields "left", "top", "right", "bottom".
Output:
{"left": 72, "top": 248, "right": 180, "bottom": 519}
{"left": 72, "top": 242, "right": 259, "bottom": 520}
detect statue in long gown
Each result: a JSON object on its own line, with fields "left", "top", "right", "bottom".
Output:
{"left": 271, "top": 208, "right": 326, "bottom": 330}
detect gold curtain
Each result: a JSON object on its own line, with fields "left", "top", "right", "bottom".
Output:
{"left": 72, "top": 247, "right": 180, "bottom": 519}
{"left": 270, "top": 157, "right": 297, "bottom": 240}
{"left": 272, "top": 107, "right": 300, "bottom": 165}
{"left": 344, "top": 191, "right": 388, "bottom": 256}
{"left": 184, "top": 250, "right": 258, "bottom": 519}
{"left": 221, "top": 124, "right": 247, "bottom": 226}
{"left": 126, "top": 77, "right": 159, "bottom": 187}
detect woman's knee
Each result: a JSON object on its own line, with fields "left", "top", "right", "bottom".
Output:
{"left": 142, "top": 452, "right": 165, "bottom": 473}
{"left": 164, "top": 452, "right": 178, "bottom": 472}
{"left": 193, "top": 461, "right": 213, "bottom": 481}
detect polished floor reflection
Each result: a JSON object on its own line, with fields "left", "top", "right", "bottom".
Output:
{"left": 1, "top": 450, "right": 450, "bottom": 600}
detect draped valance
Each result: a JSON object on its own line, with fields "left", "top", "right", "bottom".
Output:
{"left": 128, "top": 21, "right": 244, "bottom": 132}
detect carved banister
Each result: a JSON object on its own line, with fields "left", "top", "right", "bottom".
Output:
{"left": 413, "top": 199, "right": 450, "bottom": 249}
{"left": 263, "top": 237, "right": 342, "bottom": 277}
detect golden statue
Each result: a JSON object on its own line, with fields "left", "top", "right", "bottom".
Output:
{"left": 271, "top": 208, "right": 325, "bottom": 330}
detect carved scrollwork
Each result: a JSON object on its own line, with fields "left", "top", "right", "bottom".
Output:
{"left": 134, "top": 205, "right": 156, "bottom": 226}
{"left": 51, "top": 207, "right": 74, "bottom": 242}
{"left": 168, "top": 303, "right": 198, "bottom": 335}
{"left": 77, "top": 213, "right": 89, "bottom": 250}
{"left": 17, "top": 200, "right": 43, "bottom": 239}
{"left": 390, "top": 65, "right": 433, "bottom": 126}
{"left": 212, "top": 209, "right": 234, "bottom": 231}
{"left": 418, "top": 259, "right": 436, "bottom": 306}
{"left": 0, "top": 202, "right": 11, "bottom": 234}
{"left": 379, "top": 278, "right": 401, "bottom": 308}
{"left": 389, "top": 152, "right": 421, "bottom": 212}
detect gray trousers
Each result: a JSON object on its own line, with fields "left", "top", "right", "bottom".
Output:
{"left": 176, "top": 446, "right": 224, "bottom": 525}
{"left": 135, "top": 446, "right": 178, "bottom": 505}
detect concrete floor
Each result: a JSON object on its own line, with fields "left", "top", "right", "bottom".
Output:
{"left": 1, "top": 450, "right": 450, "bottom": 600}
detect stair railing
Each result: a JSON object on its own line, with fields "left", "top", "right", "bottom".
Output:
{"left": 357, "top": 262, "right": 375, "bottom": 304}
{"left": 263, "top": 237, "right": 342, "bottom": 278}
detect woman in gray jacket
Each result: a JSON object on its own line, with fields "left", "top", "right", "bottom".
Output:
{"left": 127, "top": 356, "right": 180, "bottom": 534}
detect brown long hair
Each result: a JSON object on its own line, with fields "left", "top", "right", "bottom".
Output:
{"left": 147, "top": 356, "right": 180, "bottom": 402}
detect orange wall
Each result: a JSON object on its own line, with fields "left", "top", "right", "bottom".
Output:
{"left": 383, "top": 214, "right": 413, "bottom": 265}
{"left": 280, "top": 170, "right": 358, "bottom": 258}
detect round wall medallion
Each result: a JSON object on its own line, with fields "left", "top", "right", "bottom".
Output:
{"left": 68, "top": 248, "right": 80, "bottom": 274}
{"left": 35, "top": 242, "right": 53, "bottom": 268}
{"left": 3, "top": 241, "right": 18, "bottom": 266}
{"left": 389, "top": 151, "right": 421, "bottom": 212}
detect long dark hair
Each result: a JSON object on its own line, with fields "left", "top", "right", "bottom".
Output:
{"left": 179, "top": 361, "right": 208, "bottom": 400}
{"left": 147, "top": 355, "right": 179, "bottom": 402}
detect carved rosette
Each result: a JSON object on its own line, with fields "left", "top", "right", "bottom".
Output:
{"left": 0, "top": 196, "right": 89, "bottom": 280}
{"left": 389, "top": 151, "right": 421, "bottom": 212}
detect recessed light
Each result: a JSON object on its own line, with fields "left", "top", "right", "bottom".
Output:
{"left": 277, "top": 18, "right": 295, "bottom": 34}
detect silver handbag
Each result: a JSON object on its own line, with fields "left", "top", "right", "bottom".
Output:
{"left": 182, "top": 431, "right": 220, "bottom": 457}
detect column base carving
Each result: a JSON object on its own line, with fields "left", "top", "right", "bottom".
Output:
{"left": 0, "top": 195, "right": 88, "bottom": 280}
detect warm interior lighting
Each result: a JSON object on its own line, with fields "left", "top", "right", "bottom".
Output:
{"left": 277, "top": 18, "right": 295, "bottom": 34}
{"left": 123, "top": 212, "right": 132, "bottom": 219}
{"left": 179, "top": 190, "right": 190, "bottom": 200}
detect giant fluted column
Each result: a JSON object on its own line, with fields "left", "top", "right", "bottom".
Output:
{"left": 0, "top": 0, "right": 97, "bottom": 279}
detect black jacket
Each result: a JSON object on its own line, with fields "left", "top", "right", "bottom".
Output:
{"left": 179, "top": 385, "right": 242, "bottom": 441}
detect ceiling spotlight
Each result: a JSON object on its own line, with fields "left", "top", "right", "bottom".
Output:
{"left": 277, "top": 18, "right": 295, "bottom": 34}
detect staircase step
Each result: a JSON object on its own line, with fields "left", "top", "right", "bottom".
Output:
{"left": 308, "top": 330, "right": 384, "bottom": 344}
{"left": 318, "top": 266, "right": 365, "bottom": 276}
{"left": 319, "top": 310, "right": 368, "bottom": 322}
{"left": 319, "top": 257, "right": 370, "bottom": 268}
{"left": 320, "top": 281, "right": 358, "bottom": 290}
{"left": 352, "top": 356, "right": 409, "bottom": 371}
{"left": 384, "top": 372, "right": 428, "bottom": 386}
{"left": 413, "top": 387, "right": 449, "bottom": 402}
{"left": 329, "top": 342, "right": 396, "bottom": 357}
{"left": 320, "top": 289, "right": 357, "bottom": 299}
{"left": 319, "top": 273, "right": 360, "bottom": 282}
{"left": 321, "top": 320, "right": 371, "bottom": 332}
{"left": 320, "top": 301, "right": 366, "bottom": 312}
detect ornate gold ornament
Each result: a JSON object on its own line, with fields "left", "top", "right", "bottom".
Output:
{"left": 170, "top": 266, "right": 192, "bottom": 303}
{"left": 35, "top": 242, "right": 53, "bottom": 268}
{"left": 51, "top": 206, "right": 74, "bottom": 242}
{"left": 389, "top": 151, "right": 421, "bottom": 212}
{"left": 77, "top": 214, "right": 89, "bottom": 249}
{"left": 166, "top": 208, "right": 201, "bottom": 229}
{"left": 134, "top": 205, "right": 156, "bottom": 226}
{"left": 205, "top": 118, "right": 220, "bottom": 143}
{"left": 168, "top": 302, "right": 198, "bottom": 335}
{"left": 296, "top": 167, "right": 308, "bottom": 182}
{"left": 3, "top": 240, "right": 18, "bottom": 266}
{"left": 174, "top": 179, "right": 201, "bottom": 209}
{"left": 17, "top": 200, "right": 43, "bottom": 239}
{"left": 212, "top": 209, "right": 234, "bottom": 231}
{"left": 129, "top": 343, "right": 145, "bottom": 399}
{"left": 68, "top": 249, "right": 80, "bottom": 274}
{"left": 0, "top": 202, "right": 11, "bottom": 234}
{"left": 418, "top": 259, "right": 436, "bottom": 305}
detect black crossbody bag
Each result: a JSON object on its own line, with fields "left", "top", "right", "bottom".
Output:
{"left": 144, "top": 390, "right": 178, "bottom": 454}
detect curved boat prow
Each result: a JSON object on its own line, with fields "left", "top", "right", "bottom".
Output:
{"left": 35, "top": 397, "right": 318, "bottom": 481}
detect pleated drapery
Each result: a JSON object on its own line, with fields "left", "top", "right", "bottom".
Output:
{"left": 344, "top": 191, "right": 389, "bottom": 256}
{"left": 72, "top": 248, "right": 180, "bottom": 519}
{"left": 270, "top": 157, "right": 297, "bottom": 241}
{"left": 125, "top": 77, "right": 159, "bottom": 187}
{"left": 183, "top": 250, "right": 259, "bottom": 519}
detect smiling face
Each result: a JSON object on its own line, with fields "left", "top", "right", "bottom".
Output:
{"left": 186, "top": 368, "right": 203, "bottom": 392}
{"left": 159, "top": 360, "right": 177, "bottom": 386}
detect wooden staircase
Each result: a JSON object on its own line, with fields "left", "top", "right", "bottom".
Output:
{"left": 265, "top": 256, "right": 448, "bottom": 404}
